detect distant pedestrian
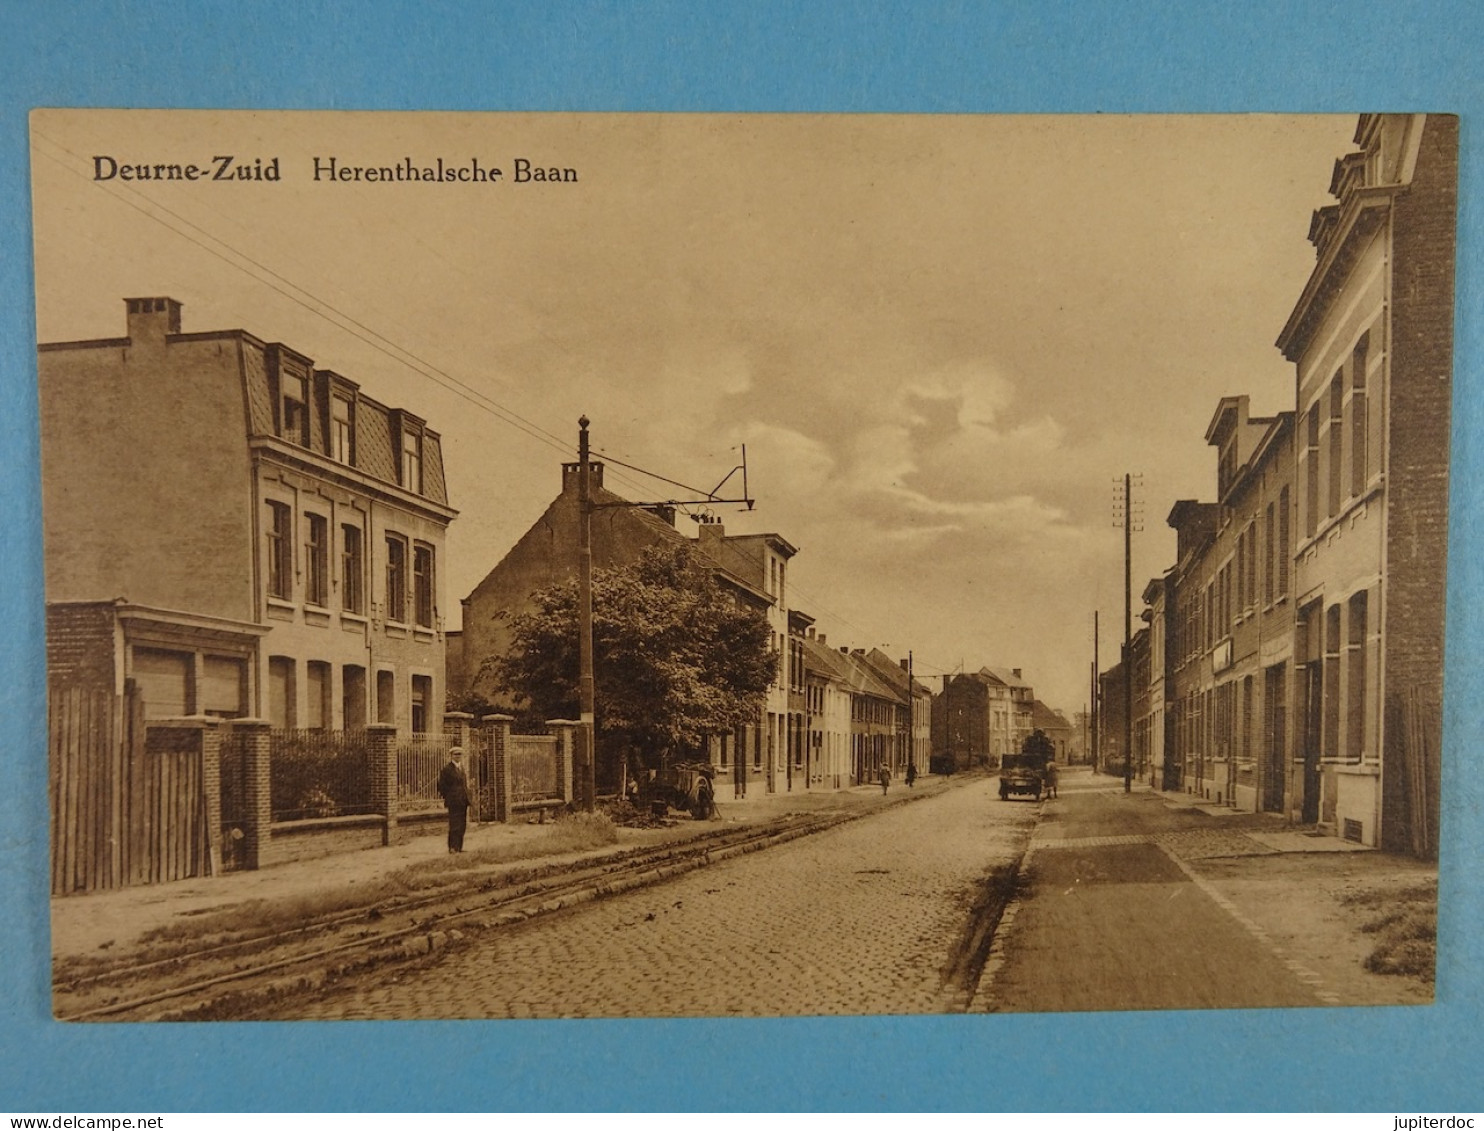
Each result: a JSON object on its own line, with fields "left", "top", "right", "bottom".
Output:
{"left": 1044, "top": 759, "right": 1058, "bottom": 800}
{"left": 879, "top": 762, "right": 891, "bottom": 794}
{"left": 437, "top": 746, "right": 472, "bottom": 853}
{"left": 905, "top": 761, "right": 917, "bottom": 788}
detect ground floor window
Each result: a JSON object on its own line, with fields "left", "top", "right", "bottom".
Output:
{"left": 343, "top": 665, "right": 366, "bottom": 730}
{"left": 411, "top": 673, "right": 433, "bottom": 733}
{"left": 376, "top": 669, "right": 395, "bottom": 726}
{"left": 133, "top": 647, "right": 191, "bottom": 718}
{"left": 268, "top": 655, "right": 296, "bottom": 729}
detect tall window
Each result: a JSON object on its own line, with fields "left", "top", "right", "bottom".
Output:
{"left": 1305, "top": 407, "right": 1320, "bottom": 537}
{"left": 376, "top": 669, "right": 395, "bottom": 725}
{"left": 1277, "top": 487, "right": 1290, "bottom": 598}
{"left": 411, "top": 674, "right": 433, "bottom": 734}
{"left": 268, "top": 656, "right": 296, "bottom": 729}
{"left": 342, "top": 665, "right": 367, "bottom": 731}
{"left": 413, "top": 544, "right": 435, "bottom": 628}
{"left": 1247, "top": 522, "right": 1258, "bottom": 609}
{"left": 401, "top": 430, "right": 422, "bottom": 493}
{"left": 1346, "top": 591, "right": 1369, "bottom": 762}
{"left": 1323, "top": 604, "right": 1342, "bottom": 761}
{"left": 267, "top": 501, "right": 292, "bottom": 600}
{"left": 385, "top": 535, "right": 407, "bottom": 622}
{"left": 341, "top": 523, "right": 364, "bottom": 614}
{"left": 1264, "top": 503, "right": 1276, "bottom": 605}
{"left": 305, "top": 513, "right": 328, "bottom": 607}
{"left": 1327, "top": 372, "right": 1344, "bottom": 517}
{"left": 1351, "top": 332, "right": 1369, "bottom": 497}
{"left": 1235, "top": 533, "right": 1246, "bottom": 618}
{"left": 305, "top": 661, "right": 330, "bottom": 730}
{"left": 332, "top": 394, "right": 354, "bottom": 464}
{"left": 281, "top": 371, "right": 308, "bottom": 445}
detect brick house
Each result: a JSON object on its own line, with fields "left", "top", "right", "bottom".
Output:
{"left": 800, "top": 630, "right": 855, "bottom": 789}
{"left": 1275, "top": 114, "right": 1455, "bottom": 853}
{"left": 40, "top": 297, "right": 457, "bottom": 737}
{"left": 932, "top": 666, "right": 1036, "bottom": 771}
{"left": 455, "top": 462, "right": 801, "bottom": 797}
{"left": 1165, "top": 398, "right": 1295, "bottom": 811}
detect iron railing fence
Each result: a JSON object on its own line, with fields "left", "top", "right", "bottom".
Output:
{"left": 268, "top": 728, "right": 374, "bottom": 822}
{"left": 509, "top": 734, "right": 560, "bottom": 804}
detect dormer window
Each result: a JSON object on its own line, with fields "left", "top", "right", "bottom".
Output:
{"left": 332, "top": 394, "right": 354, "bottom": 464}
{"left": 281, "top": 370, "right": 308, "bottom": 446}
{"left": 401, "top": 429, "right": 423, "bottom": 493}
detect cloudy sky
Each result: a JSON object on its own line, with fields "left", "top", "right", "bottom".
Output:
{"left": 29, "top": 110, "right": 1358, "bottom": 712}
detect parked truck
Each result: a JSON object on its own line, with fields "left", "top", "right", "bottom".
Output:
{"left": 999, "top": 729, "right": 1056, "bottom": 801}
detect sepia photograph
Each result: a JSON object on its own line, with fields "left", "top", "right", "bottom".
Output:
{"left": 29, "top": 109, "right": 1456, "bottom": 1024}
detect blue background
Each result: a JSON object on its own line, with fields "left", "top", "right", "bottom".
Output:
{"left": 1, "top": 1, "right": 1480, "bottom": 1112}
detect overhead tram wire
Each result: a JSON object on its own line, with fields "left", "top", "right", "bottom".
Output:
{"left": 29, "top": 134, "right": 674, "bottom": 493}
{"left": 33, "top": 135, "right": 951, "bottom": 662}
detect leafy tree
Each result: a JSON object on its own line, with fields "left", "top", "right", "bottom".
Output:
{"left": 487, "top": 543, "right": 777, "bottom": 778}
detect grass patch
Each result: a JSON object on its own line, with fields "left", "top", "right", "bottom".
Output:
{"left": 1343, "top": 880, "right": 1437, "bottom": 980}
{"left": 132, "top": 811, "right": 621, "bottom": 947}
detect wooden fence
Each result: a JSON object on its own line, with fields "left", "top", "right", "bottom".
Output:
{"left": 49, "top": 685, "right": 210, "bottom": 895}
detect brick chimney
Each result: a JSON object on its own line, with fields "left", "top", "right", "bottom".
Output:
{"left": 561, "top": 460, "right": 604, "bottom": 493}
{"left": 124, "top": 297, "right": 182, "bottom": 347}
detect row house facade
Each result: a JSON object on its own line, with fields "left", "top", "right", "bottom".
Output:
{"left": 794, "top": 635, "right": 928, "bottom": 788}
{"left": 1115, "top": 114, "right": 1454, "bottom": 854}
{"left": 41, "top": 298, "right": 456, "bottom": 738}
{"left": 1142, "top": 574, "right": 1173, "bottom": 790}
{"left": 1165, "top": 401, "right": 1295, "bottom": 811}
{"left": 697, "top": 526, "right": 800, "bottom": 796}
{"left": 1276, "top": 113, "right": 1454, "bottom": 854}
{"left": 800, "top": 632, "right": 855, "bottom": 789}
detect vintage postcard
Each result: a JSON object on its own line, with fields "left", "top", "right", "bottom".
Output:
{"left": 31, "top": 110, "right": 1453, "bottom": 1021}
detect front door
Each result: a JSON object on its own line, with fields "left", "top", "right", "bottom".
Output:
{"left": 1263, "top": 664, "right": 1286, "bottom": 813}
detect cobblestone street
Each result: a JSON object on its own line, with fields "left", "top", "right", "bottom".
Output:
{"left": 275, "top": 777, "right": 1035, "bottom": 1019}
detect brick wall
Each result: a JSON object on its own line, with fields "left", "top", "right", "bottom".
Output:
{"left": 1380, "top": 114, "right": 1457, "bottom": 854}
{"left": 46, "top": 603, "right": 117, "bottom": 694}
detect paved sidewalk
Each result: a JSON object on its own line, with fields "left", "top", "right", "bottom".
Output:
{"left": 980, "top": 766, "right": 1436, "bottom": 1011}
{"left": 50, "top": 772, "right": 958, "bottom": 963}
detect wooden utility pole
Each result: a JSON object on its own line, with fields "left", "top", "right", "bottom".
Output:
{"left": 1092, "top": 611, "right": 1099, "bottom": 772}
{"left": 577, "top": 415, "right": 596, "bottom": 811}
{"left": 1124, "top": 472, "right": 1133, "bottom": 794}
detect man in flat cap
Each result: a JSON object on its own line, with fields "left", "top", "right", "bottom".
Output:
{"left": 437, "top": 746, "right": 471, "bottom": 853}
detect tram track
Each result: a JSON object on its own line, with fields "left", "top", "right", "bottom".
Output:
{"left": 55, "top": 802, "right": 882, "bottom": 1021}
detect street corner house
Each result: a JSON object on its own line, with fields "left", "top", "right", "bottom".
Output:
{"left": 40, "top": 297, "right": 458, "bottom": 891}
{"left": 452, "top": 456, "right": 805, "bottom": 797}
{"left": 1111, "top": 114, "right": 1456, "bottom": 856}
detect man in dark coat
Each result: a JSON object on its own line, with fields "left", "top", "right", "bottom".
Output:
{"left": 437, "top": 746, "right": 471, "bottom": 853}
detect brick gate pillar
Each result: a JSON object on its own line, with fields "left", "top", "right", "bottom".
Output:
{"left": 366, "top": 723, "right": 398, "bottom": 845}
{"left": 235, "top": 719, "right": 272, "bottom": 871}
{"left": 443, "top": 711, "right": 474, "bottom": 748}
{"left": 481, "top": 714, "right": 514, "bottom": 823}
{"left": 198, "top": 717, "right": 223, "bottom": 877}
{"left": 546, "top": 720, "right": 577, "bottom": 805}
